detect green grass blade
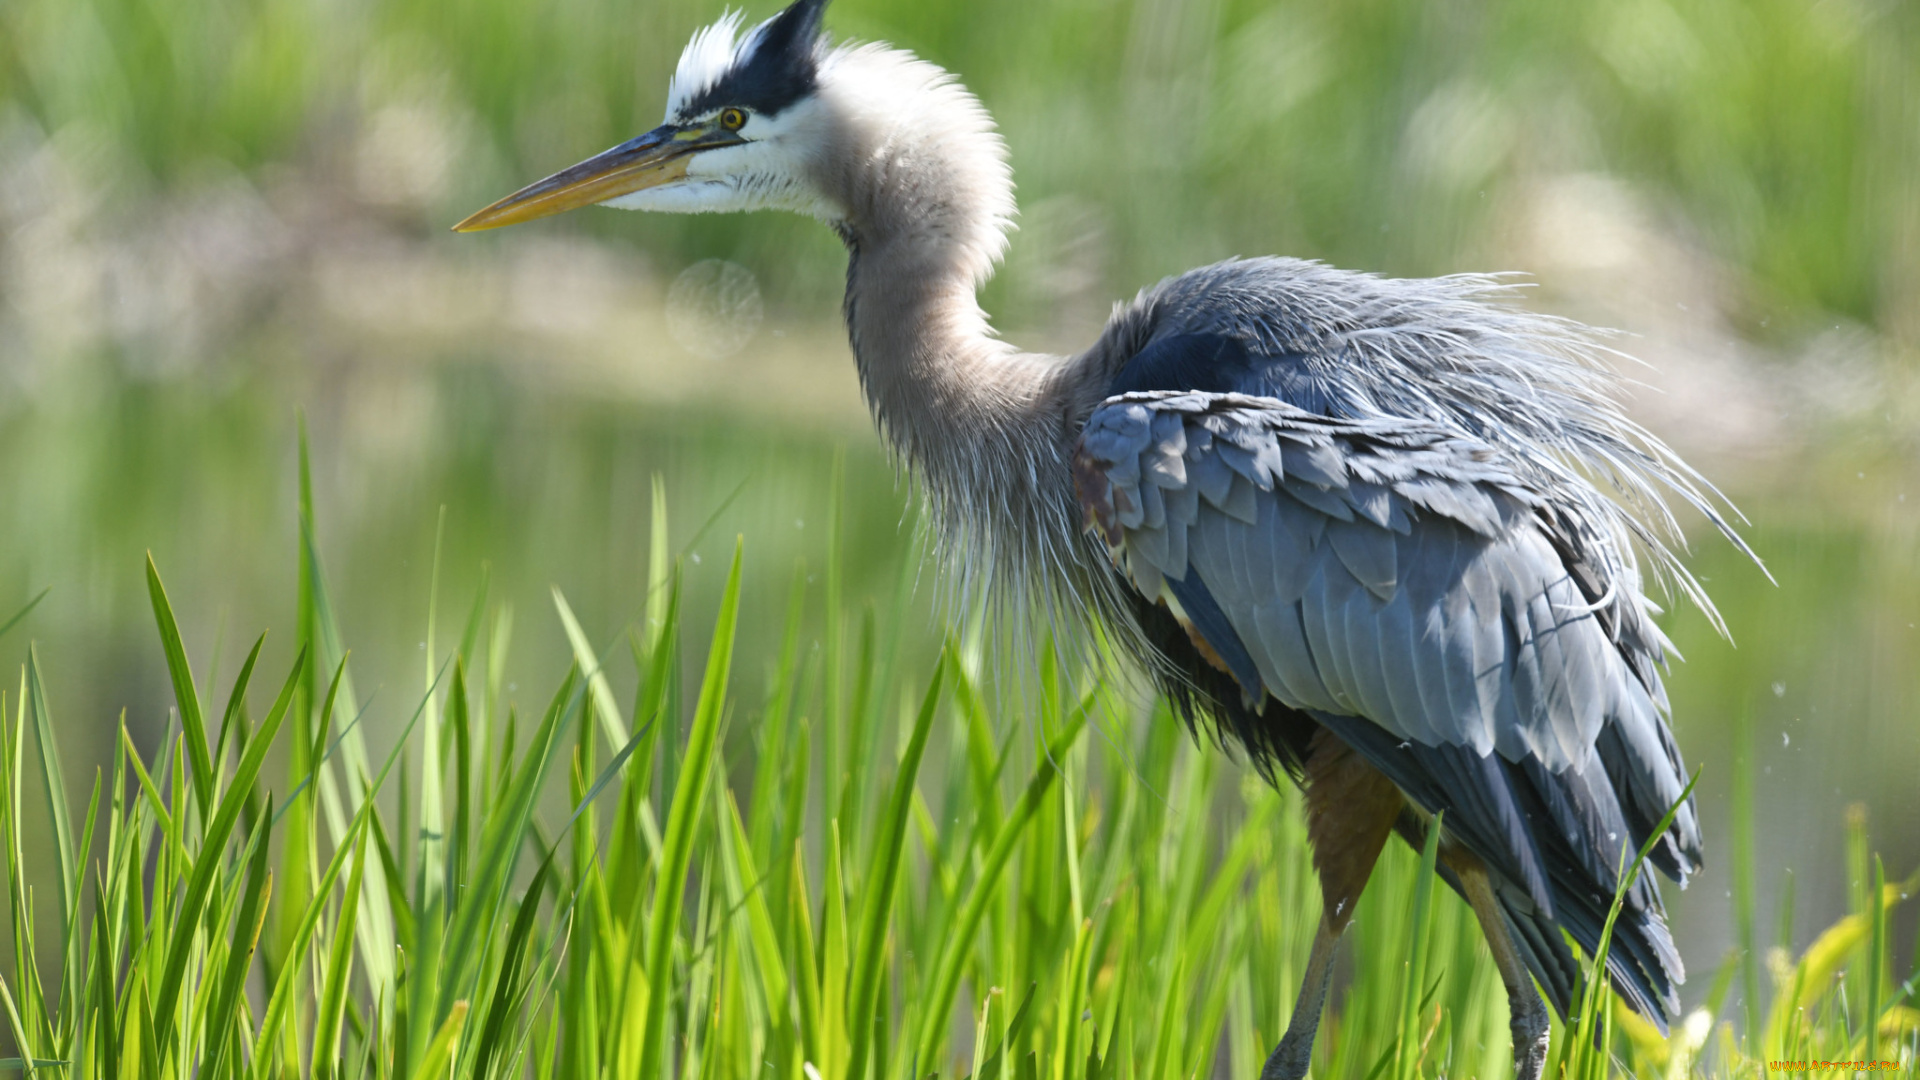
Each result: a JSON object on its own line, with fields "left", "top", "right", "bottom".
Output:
{"left": 637, "top": 538, "right": 744, "bottom": 1080}
{"left": 459, "top": 562, "right": 492, "bottom": 670}
{"left": 1571, "top": 767, "right": 1704, "bottom": 1078}
{"left": 845, "top": 655, "right": 944, "bottom": 1080}
{"left": 448, "top": 660, "right": 473, "bottom": 909}
{"left": 248, "top": 816, "right": 370, "bottom": 1080}
{"left": 419, "top": 505, "right": 450, "bottom": 929}
{"left": 436, "top": 667, "right": 582, "bottom": 1024}
{"left": 644, "top": 473, "right": 671, "bottom": 655}
{"left": 564, "top": 708, "right": 656, "bottom": 837}
{"left": 202, "top": 801, "right": 274, "bottom": 1080}
{"left": 63, "top": 772, "right": 99, "bottom": 1057}
{"left": 1144, "top": 950, "right": 1185, "bottom": 1080}
{"left": 212, "top": 634, "right": 266, "bottom": 792}
{"left": 1866, "top": 855, "right": 1885, "bottom": 1067}
{"left": 87, "top": 874, "right": 120, "bottom": 1073}
{"left": 677, "top": 475, "right": 752, "bottom": 566}
{"left": 313, "top": 817, "right": 370, "bottom": 1079}
{"left": 295, "top": 422, "right": 396, "bottom": 1002}
{"left": 23, "top": 649, "right": 76, "bottom": 979}
{"left": 0, "top": 588, "right": 49, "bottom": 645}
{"left": 748, "top": 558, "right": 808, "bottom": 862}
{"left": 970, "top": 983, "right": 1036, "bottom": 1080}
{"left": 717, "top": 788, "right": 790, "bottom": 1053}
{"left": 469, "top": 854, "right": 552, "bottom": 1080}
{"left": 0, "top": 961, "right": 38, "bottom": 1071}
{"left": 554, "top": 585, "right": 630, "bottom": 748}
{"left": 626, "top": 568, "right": 683, "bottom": 863}
{"left": 914, "top": 697, "right": 1092, "bottom": 1070}
{"left": 267, "top": 656, "right": 353, "bottom": 828}
{"left": 121, "top": 723, "right": 186, "bottom": 868}
{"left": 821, "top": 820, "right": 849, "bottom": 1080}
{"left": 1394, "top": 810, "right": 1444, "bottom": 1080}
{"left": 146, "top": 554, "right": 216, "bottom": 822}
{"left": 407, "top": 1000, "right": 469, "bottom": 1080}
{"left": 151, "top": 643, "right": 305, "bottom": 1056}
{"left": 1051, "top": 916, "right": 1095, "bottom": 1080}
{"left": 788, "top": 842, "right": 822, "bottom": 1072}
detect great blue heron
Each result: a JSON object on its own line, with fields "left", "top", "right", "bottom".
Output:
{"left": 456, "top": 2, "right": 1759, "bottom": 1076}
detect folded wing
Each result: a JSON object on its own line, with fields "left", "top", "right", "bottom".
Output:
{"left": 1074, "top": 388, "right": 1702, "bottom": 1027}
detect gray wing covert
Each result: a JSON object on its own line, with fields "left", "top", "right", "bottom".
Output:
{"left": 1077, "top": 392, "right": 1632, "bottom": 760}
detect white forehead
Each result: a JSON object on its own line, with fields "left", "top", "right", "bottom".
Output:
{"left": 665, "top": 9, "right": 765, "bottom": 121}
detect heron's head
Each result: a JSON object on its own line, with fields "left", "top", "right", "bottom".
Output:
{"left": 456, "top": 0, "right": 843, "bottom": 231}
{"left": 454, "top": 0, "right": 1013, "bottom": 273}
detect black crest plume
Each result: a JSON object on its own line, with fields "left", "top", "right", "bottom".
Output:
{"left": 676, "top": 0, "right": 831, "bottom": 119}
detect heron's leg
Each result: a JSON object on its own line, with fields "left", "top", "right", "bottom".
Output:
{"left": 1457, "top": 861, "right": 1551, "bottom": 1080}
{"left": 1261, "top": 729, "right": 1405, "bottom": 1079}
{"left": 1261, "top": 920, "right": 1340, "bottom": 1080}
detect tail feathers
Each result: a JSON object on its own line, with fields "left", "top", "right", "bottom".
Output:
{"left": 1497, "top": 869, "right": 1682, "bottom": 1035}
{"left": 1304, "top": 711, "right": 1688, "bottom": 1033}
{"left": 1436, "top": 847, "right": 1679, "bottom": 1033}
{"left": 1491, "top": 881, "right": 1583, "bottom": 1022}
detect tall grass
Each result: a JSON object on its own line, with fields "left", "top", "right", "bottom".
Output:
{"left": 0, "top": 449, "right": 1914, "bottom": 1078}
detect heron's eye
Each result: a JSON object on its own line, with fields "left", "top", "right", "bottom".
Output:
{"left": 719, "top": 108, "right": 748, "bottom": 132}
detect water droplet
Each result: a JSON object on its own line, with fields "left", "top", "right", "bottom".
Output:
{"left": 1771, "top": 681, "right": 1785, "bottom": 698}
{"left": 691, "top": 552, "right": 702, "bottom": 564}
{"left": 667, "top": 259, "right": 764, "bottom": 359}
{"left": 1782, "top": 732, "right": 1790, "bottom": 747}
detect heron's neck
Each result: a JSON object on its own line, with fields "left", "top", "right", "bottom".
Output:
{"left": 840, "top": 198, "right": 1104, "bottom": 618}
{"left": 841, "top": 225, "right": 1059, "bottom": 476}
{"left": 802, "top": 45, "right": 1061, "bottom": 476}
{"left": 839, "top": 131, "right": 1118, "bottom": 623}
{"left": 817, "top": 48, "right": 1123, "bottom": 613}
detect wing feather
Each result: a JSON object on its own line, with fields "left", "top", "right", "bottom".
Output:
{"left": 1326, "top": 516, "right": 1398, "bottom": 599}
{"left": 1280, "top": 476, "right": 1356, "bottom": 521}
{"left": 1375, "top": 570, "right": 1437, "bottom": 746}
{"left": 1221, "top": 472, "right": 1261, "bottom": 523}
{"left": 1298, "top": 558, "right": 1357, "bottom": 714}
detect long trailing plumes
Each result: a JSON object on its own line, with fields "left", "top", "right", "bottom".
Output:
{"left": 1094, "top": 258, "right": 1765, "bottom": 665}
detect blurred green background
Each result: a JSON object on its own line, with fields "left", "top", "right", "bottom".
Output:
{"left": 2, "top": 0, "right": 1917, "bottom": 1019}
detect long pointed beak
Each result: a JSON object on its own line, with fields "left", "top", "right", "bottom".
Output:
{"left": 453, "top": 124, "right": 737, "bottom": 232}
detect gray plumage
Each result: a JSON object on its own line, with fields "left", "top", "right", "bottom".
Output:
{"left": 456, "top": 2, "right": 1764, "bottom": 1076}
